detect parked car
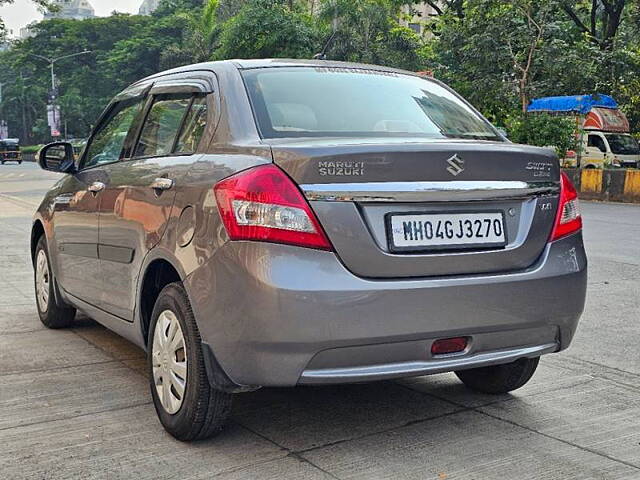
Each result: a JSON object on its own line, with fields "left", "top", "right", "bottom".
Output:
{"left": 0, "top": 138, "right": 22, "bottom": 164}
{"left": 32, "top": 59, "right": 587, "bottom": 441}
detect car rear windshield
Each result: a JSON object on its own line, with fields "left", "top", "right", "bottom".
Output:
{"left": 241, "top": 67, "right": 502, "bottom": 141}
{"left": 605, "top": 134, "right": 640, "bottom": 155}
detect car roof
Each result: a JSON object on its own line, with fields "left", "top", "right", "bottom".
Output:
{"left": 133, "top": 59, "right": 421, "bottom": 85}
{"left": 228, "top": 58, "right": 416, "bottom": 74}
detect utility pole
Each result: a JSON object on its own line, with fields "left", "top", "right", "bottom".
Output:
{"left": 27, "top": 50, "right": 92, "bottom": 139}
{"left": 19, "top": 73, "right": 30, "bottom": 143}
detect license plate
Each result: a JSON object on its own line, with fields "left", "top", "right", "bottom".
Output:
{"left": 387, "top": 211, "right": 506, "bottom": 252}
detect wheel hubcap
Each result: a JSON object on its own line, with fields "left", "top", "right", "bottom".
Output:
{"left": 152, "top": 310, "right": 187, "bottom": 414}
{"left": 35, "top": 249, "right": 50, "bottom": 313}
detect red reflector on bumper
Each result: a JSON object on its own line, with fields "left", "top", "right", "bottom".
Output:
{"left": 431, "top": 337, "right": 468, "bottom": 355}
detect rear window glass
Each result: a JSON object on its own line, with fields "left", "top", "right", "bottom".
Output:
{"left": 242, "top": 67, "right": 501, "bottom": 141}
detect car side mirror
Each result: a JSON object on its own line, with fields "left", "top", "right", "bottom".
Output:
{"left": 37, "top": 142, "right": 76, "bottom": 173}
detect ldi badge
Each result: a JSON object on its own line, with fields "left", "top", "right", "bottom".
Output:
{"left": 446, "top": 154, "right": 465, "bottom": 176}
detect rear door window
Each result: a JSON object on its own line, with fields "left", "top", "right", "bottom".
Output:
{"left": 134, "top": 96, "right": 191, "bottom": 158}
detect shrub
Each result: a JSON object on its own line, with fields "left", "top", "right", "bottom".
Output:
{"left": 504, "top": 113, "right": 578, "bottom": 159}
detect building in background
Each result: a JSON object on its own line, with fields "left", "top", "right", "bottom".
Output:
{"left": 19, "top": 25, "right": 36, "bottom": 40}
{"left": 43, "top": 0, "right": 95, "bottom": 21}
{"left": 139, "top": 0, "right": 161, "bottom": 16}
{"left": 19, "top": 0, "right": 95, "bottom": 39}
{"left": 400, "top": 2, "right": 439, "bottom": 35}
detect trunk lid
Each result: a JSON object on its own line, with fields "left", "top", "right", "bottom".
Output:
{"left": 270, "top": 138, "right": 560, "bottom": 278}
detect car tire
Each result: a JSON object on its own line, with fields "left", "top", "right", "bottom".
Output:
{"left": 34, "top": 235, "right": 76, "bottom": 329}
{"left": 148, "top": 282, "right": 232, "bottom": 441}
{"left": 455, "top": 357, "right": 539, "bottom": 394}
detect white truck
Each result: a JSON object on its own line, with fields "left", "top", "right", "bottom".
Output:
{"left": 528, "top": 94, "right": 639, "bottom": 169}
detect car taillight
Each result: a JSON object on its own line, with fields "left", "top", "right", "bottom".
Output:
{"left": 550, "top": 172, "right": 582, "bottom": 241}
{"left": 214, "top": 164, "right": 332, "bottom": 251}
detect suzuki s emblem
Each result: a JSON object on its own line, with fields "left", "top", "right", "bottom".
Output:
{"left": 446, "top": 154, "right": 465, "bottom": 176}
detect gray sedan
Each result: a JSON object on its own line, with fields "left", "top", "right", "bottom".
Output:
{"left": 32, "top": 59, "right": 586, "bottom": 441}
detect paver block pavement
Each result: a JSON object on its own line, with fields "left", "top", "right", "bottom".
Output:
{"left": 301, "top": 410, "right": 640, "bottom": 480}
{"left": 232, "top": 382, "right": 461, "bottom": 452}
{"left": 0, "top": 329, "right": 114, "bottom": 375}
{"left": 480, "top": 376, "right": 640, "bottom": 468}
{"left": 0, "top": 406, "right": 288, "bottom": 480}
{"left": 0, "top": 362, "right": 149, "bottom": 430}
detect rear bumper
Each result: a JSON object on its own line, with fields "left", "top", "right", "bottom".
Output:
{"left": 300, "top": 343, "right": 557, "bottom": 384}
{"left": 185, "top": 232, "right": 587, "bottom": 388}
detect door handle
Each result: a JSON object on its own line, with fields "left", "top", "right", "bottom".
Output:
{"left": 150, "top": 178, "right": 174, "bottom": 191}
{"left": 88, "top": 181, "right": 105, "bottom": 194}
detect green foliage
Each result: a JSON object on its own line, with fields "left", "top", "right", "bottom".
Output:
{"left": 1, "top": 0, "right": 640, "bottom": 146}
{"left": 317, "top": 0, "right": 423, "bottom": 70}
{"left": 426, "top": 0, "right": 640, "bottom": 132}
{"left": 20, "top": 144, "right": 44, "bottom": 154}
{"left": 0, "top": 14, "right": 162, "bottom": 143}
{"left": 215, "top": 0, "right": 319, "bottom": 59}
{"left": 506, "top": 113, "right": 578, "bottom": 158}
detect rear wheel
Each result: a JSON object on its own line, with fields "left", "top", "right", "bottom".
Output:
{"left": 34, "top": 235, "right": 76, "bottom": 328}
{"left": 148, "top": 282, "right": 232, "bottom": 441}
{"left": 455, "top": 357, "right": 539, "bottom": 394}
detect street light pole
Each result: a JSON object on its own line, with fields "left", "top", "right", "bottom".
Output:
{"left": 27, "top": 50, "right": 92, "bottom": 139}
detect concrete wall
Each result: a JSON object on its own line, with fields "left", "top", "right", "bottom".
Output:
{"left": 564, "top": 168, "right": 640, "bottom": 203}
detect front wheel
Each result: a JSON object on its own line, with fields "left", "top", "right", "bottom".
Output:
{"left": 34, "top": 235, "right": 76, "bottom": 328}
{"left": 455, "top": 357, "right": 539, "bottom": 394}
{"left": 148, "top": 282, "right": 232, "bottom": 441}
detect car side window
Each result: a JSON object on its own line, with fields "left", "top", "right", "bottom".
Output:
{"left": 588, "top": 135, "right": 606, "bottom": 152}
{"left": 83, "top": 99, "right": 144, "bottom": 169}
{"left": 134, "top": 96, "right": 191, "bottom": 158}
{"left": 175, "top": 96, "right": 208, "bottom": 154}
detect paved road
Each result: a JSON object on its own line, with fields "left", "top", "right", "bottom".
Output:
{"left": 1, "top": 163, "right": 639, "bottom": 479}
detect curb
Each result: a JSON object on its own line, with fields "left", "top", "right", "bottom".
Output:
{"left": 563, "top": 168, "right": 640, "bottom": 203}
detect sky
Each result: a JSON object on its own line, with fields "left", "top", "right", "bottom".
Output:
{"left": 0, "top": 0, "right": 145, "bottom": 37}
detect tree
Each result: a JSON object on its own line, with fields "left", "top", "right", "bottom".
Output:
{"left": 423, "top": 0, "right": 464, "bottom": 18}
{"left": 424, "top": 0, "right": 561, "bottom": 122}
{"left": 0, "top": 13, "right": 175, "bottom": 142}
{"left": 215, "top": 0, "right": 319, "bottom": 59}
{"left": 501, "top": 1, "right": 555, "bottom": 112}
{"left": 561, "top": 0, "right": 627, "bottom": 51}
{"left": 162, "top": 0, "right": 221, "bottom": 65}
{"left": 317, "top": 0, "right": 424, "bottom": 70}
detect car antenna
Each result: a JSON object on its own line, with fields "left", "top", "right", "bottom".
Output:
{"left": 313, "top": 30, "right": 337, "bottom": 60}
